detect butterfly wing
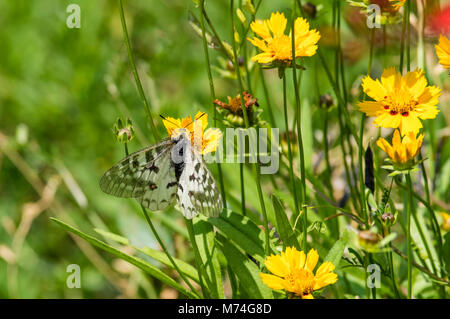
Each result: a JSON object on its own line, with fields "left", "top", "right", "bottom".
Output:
{"left": 99, "top": 138, "right": 177, "bottom": 207}
{"left": 138, "top": 149, "right": 178, "bottom": 210}
{"left": 177, "top": 147, "right": 223, "bottom": 219}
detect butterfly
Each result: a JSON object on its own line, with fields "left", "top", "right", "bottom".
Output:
{"left": 99, "top": 119, "right": 223, "bottom": 219}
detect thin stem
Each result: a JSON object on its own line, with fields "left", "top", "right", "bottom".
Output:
{"left": 199, "top": 0, "right": 227, "bottom": 208}
{"left": 406, "top": 173, "right": 414, "bottom": 299}
{"left": 259, "top": 67, "right": 276, "bottom": 127}
{"left": 240, "top": 162, "right": 246, "bottom": 215}
{"left": 292, "top": 0, "right": 308, "bottom": 251}
{"left": 185, "top": 218, "right": 209, "bottom": 298}
{"left": 406, "top": 0, "right": 411, "bottom": 71}
{"left": 282, "top": 74, "right": 300, "bottom": 215}
{"left": 318, "top": 50, "right": 359, "bottom": 143}
{"left": 323, "top": 109, "right": 333, "bottom": 198}
{"left": 141, "top": 207, "right": 200, "bottom": 298}
{"left": 124, "top": 142, "right": 199, "bottom": 298}
{"left": 399, "top": 0, "right": 408, "bottom": 72}
{"left": 231, "top": 0, "right": 270, "bottom": 256}
{"left": 118, "top": 0, "right": 160, "bottom": 142}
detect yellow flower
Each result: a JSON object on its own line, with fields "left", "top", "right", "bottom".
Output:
{"left": 358, "top": 68, "right": 441, "bottom": 136}
{"left": 162, "top": 111, "right": 222, "bottom": 155}
{"left": 386, "top": 0, "right": 406, "bottom": 12}
{"left": 259, "top": 247, "right": 338, "bottom": 299}
{"left": 247, "top": 12, "right": 320, "bottom": 64}
{"left": 377, "top": 129, "right": 424, "bottom": 165}
{"left": 440, "top": 212, "right": 450, "bottom": 231}
{"left": 435, "top": 35, "right": 450, "bottom": 69}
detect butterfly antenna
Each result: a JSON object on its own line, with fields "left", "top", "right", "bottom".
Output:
{"left": 159, "top": 115, "right": 179, "bottom": 127}
{"left": 182, "top": 112, "right": 207, "bottom": 129}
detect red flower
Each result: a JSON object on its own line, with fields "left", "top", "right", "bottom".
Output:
{"left": 428, "top": 5, "right": 450, "bottom": 35}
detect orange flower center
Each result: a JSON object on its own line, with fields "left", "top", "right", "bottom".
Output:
{"left": 382, "top": 95, "right": 418, "bottom": 117}
{"left": 285, "top": 268, "right": 316, "bottom": 297}
{"left": 270, "top": 35, "right": 292, "bottom": 60}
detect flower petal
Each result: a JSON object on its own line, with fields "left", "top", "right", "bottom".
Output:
{"left": 305, "top": 249, "right": 319, "bottom": 272}
{"left": 259, "top": 273, "right": 285, "bottom": 290}
{"left": 265, "top": 254, "right": 290, "bottom": 277}
{"left": 267, "top": 12, "right": 287, "bottom": 37}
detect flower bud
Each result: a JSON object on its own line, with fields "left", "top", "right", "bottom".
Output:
{"left": 303, "top": 2, "right": 317, "bottom": 19}
{"left": 114, "top": 117, "right": 135, "bottom": 143}
{"left": 319, "top": 94, "right": 334, "bottom": 109}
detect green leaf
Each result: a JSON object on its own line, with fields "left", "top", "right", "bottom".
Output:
{"left": 216, "top": 234, "right": 273, "bottom": 299}
{"left": 192, "top": 217, "right": 224, "bottom": 299}
{"left": 206, "top": 211, "right": 270, "bottom": 263}
{"left": 138, "top": 246, "right": 199, "bottom": 282}
{"left": 94, "top": 228, "right": 129, "bottom": 245}
{"left": 93, "top": 228, "right": 199, "bottom": 282}
{"left": 51, "top": 218, "right": 198, "bottom": 299}
{"left": 271, "top": 195, "right": 300, "bottom": 249}
{"left": 324, "top": 231, "right": 349, "bottom": 269}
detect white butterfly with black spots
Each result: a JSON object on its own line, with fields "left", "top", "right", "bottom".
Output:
{"left": 100, "top": 128, "right": 223, "bottom": 219}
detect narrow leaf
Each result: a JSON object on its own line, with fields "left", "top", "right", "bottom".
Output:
{"left": 51, "top": 218, "right": 198, "bottom": 299}
{"left": 216, "top": 234, "right": 273, "bottom": 299}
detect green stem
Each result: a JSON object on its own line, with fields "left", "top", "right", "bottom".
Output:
{"left": 406, "top": 0, "right": 411, "bottom": 71}
{"left": 124, "top": 143, "right": 199, "bottom": 298}
{"left": 323, "top": 109, "right": 333, "bottom": 199}
{"left": 185, "top": 218, "right": 209, "bottom": 298}
{"left": 240, "top": 162, "right": 246, "bottom": 216}
{"left": 231, "top": 0, "right": 270, "bottom": 256}
{"left": 399, "top": 0, "right": 408, "bottom": 71}
{"left": 259, "top": 67, "right": 277, "bottom": 127}
{"left": 199, "top": 0, "right": 227, "bottom": 208}
{"left": 282, "top": 74, "right": 300, "bottom": 216}
{"left": 291, "top": 0, "right": 308, "bottom": 251}
{"left": 387, "top": 226, "right": 401, "bottom": 298}
{"left": 141, "top": 207, "right": 200, "bottom": 298}
{"left": 118, "top": 0, "right": 160, "bottom": 142}
{"left": 406, "top": 173, "right": 414, "bottom": 299}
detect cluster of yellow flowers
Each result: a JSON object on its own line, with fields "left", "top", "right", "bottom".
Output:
{"left": 357, "top": 67, "right": 441, "bottom": 169}
{"left": 358, "top": 67, "right": 441, "bottom": 168}
{"left": 160, "top": 8, "right": 447, "bottom": 299}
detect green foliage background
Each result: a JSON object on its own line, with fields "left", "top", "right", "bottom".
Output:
{"left": 0, "top": 0, "right": 448, "bottom": 298}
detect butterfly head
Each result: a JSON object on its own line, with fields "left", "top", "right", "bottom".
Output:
{"left": 170, "top": 127, "right": 191, "bottom": 143}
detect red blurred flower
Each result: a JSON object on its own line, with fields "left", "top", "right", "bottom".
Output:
{"left": 428, "top": 5, "right": 450, "bottom": 35}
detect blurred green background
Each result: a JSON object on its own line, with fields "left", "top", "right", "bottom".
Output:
{"left": 0, "top": 0, "right": 448, "bottom": 298}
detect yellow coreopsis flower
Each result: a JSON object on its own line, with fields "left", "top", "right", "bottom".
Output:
{"left": 435, "top": 35, "right": 450, "bottom": 69}
{"left": 440, "top": 212, "right": 450, "bottom": 231}
{"left": 377, "top": 129, "right": 424, "bottom": 166}
{"left": 358, "top": 68, "right": 441, "bottom": 136}
{"left": 259, "top": 247, "right": 338, "bottom": 299}
{"left": 162, "top": 111, "right": 222, "bottom": 155}
{"left": 247, "top": 12, "right": 320, "bottom": 65}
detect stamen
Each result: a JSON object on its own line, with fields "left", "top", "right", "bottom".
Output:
{"left": 390, "top": 110, "right": 398, "bottom": 115}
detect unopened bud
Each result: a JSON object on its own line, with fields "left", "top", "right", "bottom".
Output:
{"left": 303, "top": 2, "right": 317, "bottom": 19}
{"left": 114, "top": 117, "right": 135, "bottom": 143}
{"left": 358, "top": 230, "right": 380, "bottom": 246}
{"left": 319, "top": 94, "right": 334, "bottom": 108}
